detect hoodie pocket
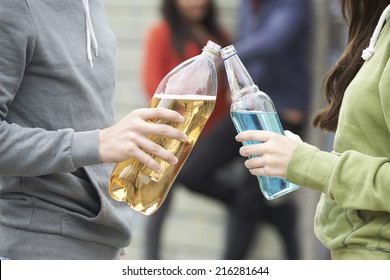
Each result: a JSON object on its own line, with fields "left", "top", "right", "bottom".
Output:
{"left": 60, "top": 164, "right": 132, "bottom": 248}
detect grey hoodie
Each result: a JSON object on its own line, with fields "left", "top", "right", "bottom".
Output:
{"left": 0, "top": 0, "right": 133, "bottom": 259}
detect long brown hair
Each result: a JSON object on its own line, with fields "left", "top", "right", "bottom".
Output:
{"left": 313, "top": 0, "right": 390, "bottom": 131}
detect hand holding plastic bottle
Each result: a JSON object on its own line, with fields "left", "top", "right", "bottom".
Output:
{"left": 107, "top": 41, "right": 221, "bottom": 215}
{"left": 235, "top": 130, "right": 303, "bottom": 178}
{"left": 98, "top": 107, "right": 187, "bottom": 173}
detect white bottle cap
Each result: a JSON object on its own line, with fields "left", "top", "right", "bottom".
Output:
{"left": 203, "top": 40, "right": 221, "bottom": 57}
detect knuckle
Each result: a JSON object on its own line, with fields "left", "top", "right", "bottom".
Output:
{"left": 128, "top": 108, "right": 142, "bottom": 120}
{"left": 263, "top": 145, "right": 272, "bottom": 155}
{"left": 154, "top": 107, "right": 166, "bottom": 119}
{"left": 263, "top": 166, "right": 272, "bottom": 176}
{"left": 262, "top": 154, "right": 271, "bottom": 165}
{"left": 132, "top": 108, "right": 142, "bottom": 115}
{"left": 131, "top": 121, "right": 143, "bottom": 132}
{"left": 150, "top": 143, "right": 161, "bottom": 155}
{"left": 143, "top": 156, "right": 154, "bottom": 166}
{"left": 124, "top": 142, "right": 137, "bottom": 155}
{"left": 125, "top": 131, "right": 137, "bottom": 142}
{"left": 159, "top": 125, "right": 171, "bottom": 135}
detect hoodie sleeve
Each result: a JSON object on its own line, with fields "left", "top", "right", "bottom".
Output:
{"left": 0, "top": 1, "right": 102, "bottom": 177}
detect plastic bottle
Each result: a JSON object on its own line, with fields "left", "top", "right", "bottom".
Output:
{"left": 109, "top": 40, "right": 221, "bottom": 215}
{"left": 220, "top": 45, "right": 300, "bottom": 200}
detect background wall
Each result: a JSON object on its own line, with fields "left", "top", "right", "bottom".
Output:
{"left": 102, "top": 0, "right": 345, "bottom": 260}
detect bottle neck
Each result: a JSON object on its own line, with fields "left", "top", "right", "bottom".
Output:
{"left": 223, "top": 52, "right": 257, "bottom": 95}
{"left": 201, "top": 46, "right": 219, "bottom": 62}
{"left": 221, "top": 45, "right": 275, "bottom": 113}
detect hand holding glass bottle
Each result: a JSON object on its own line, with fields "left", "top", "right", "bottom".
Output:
{"left": 235, "top": 130, "right": 303, "bottom": 179}
{"left": 221, "top": 45, "right": 300, "bottom": 200}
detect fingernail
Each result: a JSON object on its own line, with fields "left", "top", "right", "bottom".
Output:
{"left": 182, "top": 134, "right": 188, "bottom": 141}
{"left": 171, "top": 157, "right": 178, "bottom": 164}
{"left": 179, "top": 115, "right": 185, "bottom": 122}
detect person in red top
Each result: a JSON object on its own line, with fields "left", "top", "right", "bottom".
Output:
{"left": 141, "top": 0, "right": 231, "bottom": 259}
{"left": 141, "top": 0, "right": 229, "bottom": 133}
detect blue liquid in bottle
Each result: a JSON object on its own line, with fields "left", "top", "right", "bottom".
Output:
{"left": 231, "top": 110, "right": 300, "bottom": 200}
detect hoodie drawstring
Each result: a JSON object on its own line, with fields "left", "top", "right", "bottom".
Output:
{"left": 362, "top": 4, "right": 390, "bottom": 61}
{"left": 81, "top": 0, "right": 99, "bottom": 67}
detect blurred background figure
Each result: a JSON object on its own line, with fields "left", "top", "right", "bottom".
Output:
{"left": 141, "top": 0, "right": 230, "bottom": 131}
{"left": 140, "top": 0, "right": 231, "bottom": 260}
{"left": 141, "top": 0, "right": 313, "bottom": 260}
{"left": 235, "top": 0, "right": 313, "bottom": 136}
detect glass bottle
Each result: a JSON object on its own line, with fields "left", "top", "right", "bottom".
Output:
{"left": 220, "top": 45, "right": 300, "bottom": 200}
{"left": 109, "top": 41, "right": 221, "bottom": 215}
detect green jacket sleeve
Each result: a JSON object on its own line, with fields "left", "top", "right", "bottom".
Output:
{"left": 286, "top": 143, "right": 390, "bottom": 213}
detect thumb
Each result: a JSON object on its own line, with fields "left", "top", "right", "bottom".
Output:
{"left": 284, "top": 130, "right": 303, "bottom": 142}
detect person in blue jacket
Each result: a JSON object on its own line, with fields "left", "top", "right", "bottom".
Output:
{"left": 144, "top": 0, "right": 313, "bottom": 260}
{"left": 236, "top": 0, "right": 312, "bottom": 132}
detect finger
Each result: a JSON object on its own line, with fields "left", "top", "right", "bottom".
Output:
{"left": 130, "top": 148, "right": 165, "bottom": 173}
{"left": 139, "top": 122, "right": 187, "bottom": 142}
{"left": 246, "top": 160, "right": 271, "bottom": 177}
{"left": 138, "top": 138, "right": 179, "bottom": 166}
{"left": 235, "top": 130, "right": 277, "bottom": 143}
{"left": 248, "top": 167, "right": 264, "bottom": 177}
{"left": 132, "top": 146, "right": 179, "bottom": 174}
{"left": 284, "top": 130, "right": 293, "bottom": 136}
{"left": 244, "top": 157, "right": 264, "bottom": 170}
{"left": 239, "top": 143, "right": 265, "bottom": 157}
{"left": 284, "top": 130, "right": 303, "bottom": 142}
{"left": 137, "top": 107, "right": 184, "bottom": 123}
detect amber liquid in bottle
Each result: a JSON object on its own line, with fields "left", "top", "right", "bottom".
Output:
{"left": 109, "top": 94, "right": 215, "bottom": 215}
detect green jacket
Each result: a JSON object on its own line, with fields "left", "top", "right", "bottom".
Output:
{"left": 286, "top": 13, "right": 390, "bottom": 259}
